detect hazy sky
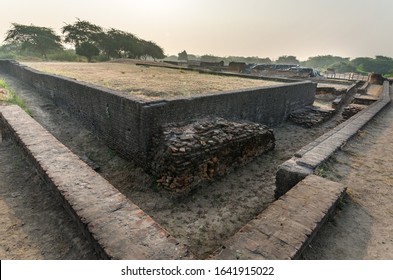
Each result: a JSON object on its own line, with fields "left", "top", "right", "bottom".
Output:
{"left": 1, "top": 0, "right": 392, "bottom": 60}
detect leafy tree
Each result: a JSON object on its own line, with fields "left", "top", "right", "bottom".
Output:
{"left": 144, "top": 41, "right": 165, "bottom": 61}
{"left": 200, "top": 54, "right": 222, "bottom": 62}
{"left": 329, "top": 61, "right": 356, "bottom": 73}
{"left": 302, "top": 55, "right": 350, "bottom": 69}
{"left": 75, "top": 42, "right": 100, "bottom": 62}
{"left": 351, "top": 56, "right": 393, "bottom": 75}
{"left": 62, "top": 19, "right": 103, "bottom": 48}
{"left": 275, "top": 55, "right": 299, "bottom": 64}
{"left": 178, "top": 50, "right": 188, "bottom": 61}
{"left": 226, "top": 56, "right": 271, "bottom": 64}
{"left": 96, "top": 28, "right": 140, "bottom": 59}
{"left": 4, "top": 23, "right": 63, "bottom": 59}
{"left": 187, "top": 54, "right": 199, "bottom": 60}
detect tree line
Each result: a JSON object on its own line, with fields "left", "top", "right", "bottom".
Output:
{"left": 2, "top": 20, "right": 393, "bottom": 77}
{"left": 172, "top": 51, "right": 393, "bottom": 77}
{"left": 2, "top": 19, "right": 165, "bottom": 62}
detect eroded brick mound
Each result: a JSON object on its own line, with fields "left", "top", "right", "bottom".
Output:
{"left": 151, "top": 118, "right": 275, "bottom": 193}
{"left": 342, "top": 104, "right": 368, "bottom": 120}
{"left": 289, "top": 107, "right": 335, "bottom": 128}
{"left": 368, "top": 73, "right": 384, "bottom": 85}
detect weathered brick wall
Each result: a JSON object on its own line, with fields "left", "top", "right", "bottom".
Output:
{"left": 151, "top": 118, "right": 275, "bottom": 193}
{"left": 0, "top": 60, "right": 316, "bottom": 167}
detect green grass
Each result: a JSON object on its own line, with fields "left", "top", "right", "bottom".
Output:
{"left": 0, "top": 79, "right": 31, "bottom": 114}
{"left": 315, "top": 162, "right": 330, "bottom": 178}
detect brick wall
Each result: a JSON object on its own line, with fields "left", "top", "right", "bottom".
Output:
{"left": 0, "top": 60, "right": 316, "bottom": 168}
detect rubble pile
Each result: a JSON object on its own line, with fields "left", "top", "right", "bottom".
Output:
{"left": 289, "top": 107, "right": 335, "bottom": 128}
{"left": 342, "top": 104, "right": 368, "bottom": 120}
{"left": 151, "top": 118, "right": 275, "bottom": 193}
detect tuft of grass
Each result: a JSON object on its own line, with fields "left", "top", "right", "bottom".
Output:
{"left": 0, "top": 79, "right": 31, "bottom": 114}
{"left": 0, "top": 79, "right": 6, "bottom": 88}
{"left": 315, "top": 162, "right": 330, "bottom": 178}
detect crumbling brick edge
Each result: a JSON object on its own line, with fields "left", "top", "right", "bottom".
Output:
{"left": 0, "top": 105, "right": 194, "bottom": 260}
{"left": 275, "top": 80, "right": 391, "bottom": 198}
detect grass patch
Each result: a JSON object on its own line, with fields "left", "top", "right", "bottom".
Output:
{"left": 0, "top": 79, "right": 31, "bottom": 114}
{"left": 315, "top": 161, "right": 331, "bottom": 178}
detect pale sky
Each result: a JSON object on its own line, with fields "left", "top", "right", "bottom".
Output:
{"left": 1, "top": 0, "right": 392, "bottom": 60}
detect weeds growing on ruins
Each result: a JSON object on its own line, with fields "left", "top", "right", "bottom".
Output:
{"left": 0, "top": 79, "right": 30, "bottom": 113}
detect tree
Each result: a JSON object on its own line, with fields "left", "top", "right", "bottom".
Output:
{"left": 200, "top": 54, "right": 222, "bottom": 62}
{"left": 62, "top": 19, "right": 103, "bottom": 48}
{"left": 329, "top": 61, "right": 356, "bottom": 73}
{"left": 4, "top": 23, "right": 63, "bottom": 59}
{"left": 275, "top": 55, "right": 299, "bottom": 64}
{"left": 144, "top": 41, "right": 165, "bottom": 61}
{"left": 96, "top": 28, "right": 140, "bottom": 59}
{"left": 178, "top": 50, "right": 188, "bottom": 61}
{"left": 75, "top": 42, "right": 100, "bottom": 62}
{"left": 302, "top": 55, "right": 349, "bottom": 69}
{"left": 350, "top": 56, "right": 393, "bottom": 75}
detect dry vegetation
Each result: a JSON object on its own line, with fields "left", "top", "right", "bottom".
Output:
{"left": 22, "top": 61, "right": 283, "bottom": 101}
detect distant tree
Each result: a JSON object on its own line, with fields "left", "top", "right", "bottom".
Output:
{"left": 0, "top": 42, "right": 22, "bottom": 53}
{"left": 302, "top": 55, "right": 349, "bottom": 69}
{"left": 135, "top": 40, "right": 165, "bottom": 60}
{"left": 187, "top": 54, "right": 199, "bottom": 60}
{"left": 201, "top": 54, "right": 222, "bottom": 62}
{"left": 97, "top": 28, "right": 139, "bottom": 59}
{"left": 275, "top": 55, "right": 300, "bottom": 64}
{"left": 351, "top": 56, "right": 393, "bottom": 75}
{"left": 75, "top": 42, "right": 100, "bottom": 62}
{"left": 178, "top": 50, "right": 188, "bottom": 61}
{"left": 144, "top": 41, "right": 165, "bottom": 61}
{"left": 226, "top": 56, "right": 271, "bottom": 64}
{"left": 329, "top": 61, "right": 356, "bottom": 73}
{"left": 62, "top": 19, "right": 103, "bottom": 48}
{"left": 165, "top": 55, "right": 178, "bottom": 61}
{"left": 4, "top": 23, "right": 63, "bottom": 59}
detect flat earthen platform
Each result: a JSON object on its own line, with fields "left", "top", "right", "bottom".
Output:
{"left": 212, "top": 175, "right": 346, "bottom": 259}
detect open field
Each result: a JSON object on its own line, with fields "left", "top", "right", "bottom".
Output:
{"left": 23, "top": 61, "right": 284, "bottom": 101}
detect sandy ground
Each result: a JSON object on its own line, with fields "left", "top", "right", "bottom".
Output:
{"left": 301, "top": 85, "right": 393, "bottom": 259}
{"left": 22, "top": 61, "right": 283, "bottom": 101}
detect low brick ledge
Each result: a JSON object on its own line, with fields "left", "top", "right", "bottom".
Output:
{"left": 0, "top": 105, "right": 194, "bottom": 260}
{"left": 275, "top": 80, "right": 391, "bottom": 198}
{"left": 211, "top": 175, "right": 346, "bottom": 259}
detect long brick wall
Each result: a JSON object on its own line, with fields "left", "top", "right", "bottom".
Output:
{"left": 0, "top": 105, "right": 194, "bottom": 260}
{"left": 0, "top": 60, "right": 316, "bottom": 167}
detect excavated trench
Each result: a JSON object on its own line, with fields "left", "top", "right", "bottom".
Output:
{"left": 0, "top": 72, "right": 356, "bottom": 258}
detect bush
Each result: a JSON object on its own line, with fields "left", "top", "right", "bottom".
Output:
{"left": 47, "top": 49, "right": 83, "bottom": 62}
{"left": 0, "top": 79, "right": 31, "bottom": 114}
{"left": 0, "top": 51, "right": 17, "bottom": 59}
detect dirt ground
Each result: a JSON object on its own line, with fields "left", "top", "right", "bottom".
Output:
{"left": 22, "top": 61, "right": 283, "bottom": 101}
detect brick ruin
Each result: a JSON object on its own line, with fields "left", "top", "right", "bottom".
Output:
{"left": 288, "top": 87, "right": 345, "bottom": 127}
{"left": 151, "top": 118, "right": 275, "bottom": 193}
{"left": 0, "top": 59, "right": 317, "bottom": 192}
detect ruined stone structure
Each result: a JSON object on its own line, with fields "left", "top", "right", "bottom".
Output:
{"left": 151, "top": 118, "right": 275, "bottom": 193}
{"left": 0, "top": 60, "right": 315, "bottom": 171}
